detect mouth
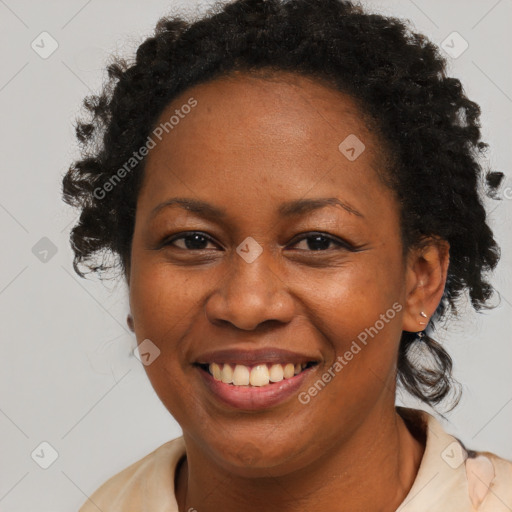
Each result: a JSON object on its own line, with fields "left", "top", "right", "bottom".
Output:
{"left": 195, "top": 361, "right": 319, "bottom": 387}
{"left": 195, "top": 359, "right": 320, "bottom": 410}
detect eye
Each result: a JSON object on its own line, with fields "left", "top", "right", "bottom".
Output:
{"left": 161, "top": 231, "right": 355, "bottom": 252}
{"left": 163, "top": 232, "right": 219, "bottom": 251}
{"left": 288, "top": 232, "right": 353, "bottom": 251}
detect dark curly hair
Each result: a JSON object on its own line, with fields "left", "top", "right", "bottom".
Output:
{"left": 61, "top": 0, "right": 505, "bottom": 412}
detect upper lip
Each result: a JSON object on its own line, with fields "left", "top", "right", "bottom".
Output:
{"left": 194, "top": 347, "right": 320, "bottom": 366}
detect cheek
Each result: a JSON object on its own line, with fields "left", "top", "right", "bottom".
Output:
{"left": 297, "top": 254, "right": 404, "bottom": 399}
{"left": 128, "top": 261, "right": 203, "bottom": 422}
{"left": 129, "top": 259, "right": 203, "bottom": 339}
{"left": 298, "top": 249, "right": 403, "bottom": 338}
{"left": 128, "top": 262, "right": 202, "bottom": 403}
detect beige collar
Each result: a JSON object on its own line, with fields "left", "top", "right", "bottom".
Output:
{"left": 80, "top": 407, "right": 511, "bottom": 511}
{"left": 396, "top": 406, "right": 474, "bottom": 511}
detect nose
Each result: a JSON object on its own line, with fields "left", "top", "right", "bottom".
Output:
{"left": 204, "top": 247, "right": 295, "bottom": 331}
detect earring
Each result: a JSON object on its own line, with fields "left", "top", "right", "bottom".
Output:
{"left": 417, "top": 310, "right": 427, "bottom": 341}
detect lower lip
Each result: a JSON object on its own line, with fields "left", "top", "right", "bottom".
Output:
{"left": 197, "top": 365, "right": 318, "bottom": 411}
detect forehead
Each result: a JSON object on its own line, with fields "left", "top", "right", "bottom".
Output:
{"left": 137, "top": 70, "right": 391, "bottom": 217}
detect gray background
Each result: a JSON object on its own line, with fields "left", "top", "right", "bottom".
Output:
{"left": 0, "top": 0, "right": 511, "bottom": 510}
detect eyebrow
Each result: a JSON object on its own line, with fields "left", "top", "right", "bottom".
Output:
{"left": 149, "top": 196, "right": 364, "bottom": 221}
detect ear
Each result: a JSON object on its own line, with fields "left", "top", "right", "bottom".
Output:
{"left": 402, "top": 237, "right": 450, "bottom": 333}
{"left": 127, "top": 313, "right": 135, "bottom": 332}
{"left": 125, "top": 258, "right": 135, "bottom": 332}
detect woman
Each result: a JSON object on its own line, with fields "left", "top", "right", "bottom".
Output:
{"left": 62, "top": 0, "right": 512, "bottom": 510}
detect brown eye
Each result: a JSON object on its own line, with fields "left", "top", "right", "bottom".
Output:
{"left": 289, "top": 232, "right": 353, "bottom": 251}
{"left": 164, "top": 232, "right": 219, "bottom": 251}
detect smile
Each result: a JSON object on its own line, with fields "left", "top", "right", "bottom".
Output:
{"left": 195, "top": 361, "right": 320, "bottom": 411}
{"left": 198, "top": 361, "right": 318, "bottom": 387}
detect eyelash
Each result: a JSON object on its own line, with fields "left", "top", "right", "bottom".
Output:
{"left": 162, "top": 231, "right": 355, "bottom": 252}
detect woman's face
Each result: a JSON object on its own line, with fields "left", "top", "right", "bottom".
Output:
{"left": 128, "top": 71, "right": 423, "bottom": 474}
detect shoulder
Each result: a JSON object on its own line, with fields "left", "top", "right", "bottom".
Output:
{"left": 397, "top": 407, "right": 512, "bottom": 512}
{"left": 467, "top": 449, "right": 512, "bottom": 511}
{"left": 78, "top": 436, "right": 186, "bottom": 512}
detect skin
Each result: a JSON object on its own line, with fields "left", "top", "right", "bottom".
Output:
{"left": 127, "top": 70, "right": 450, "bottom": 512}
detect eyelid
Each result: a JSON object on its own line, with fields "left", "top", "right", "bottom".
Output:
{"left": 288, "top": 231, "right": 355, "bottom": 251}
{"left": 163, "top": 231, "right": 220, "bottom": 249}
{"left": 162, "top": 230, "right": 356, "bottom": 252}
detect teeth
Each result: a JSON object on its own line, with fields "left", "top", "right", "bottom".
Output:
{"left": 249, "top": 365, "right": 269, "bottom": 386}
{"left": 232, "top": 364, "right": 250, "bottom": 385}
{"left": 210, "top": 362, "right": 222, "bottom": 380}
{"left": 283, "top": 363, "right": 295, "bottom": 379}
{"left": 208, "top": 362, "right": 311, "bottom": 387}
{"left": 221, "top": 363, "right": 233, "bottom": 384}
{"left": 269, "top": 364, "right": 284, "bottom": 382}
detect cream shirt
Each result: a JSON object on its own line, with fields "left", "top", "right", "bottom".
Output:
{"left": 79, "top": 407, "right": 512, "bottom": 511}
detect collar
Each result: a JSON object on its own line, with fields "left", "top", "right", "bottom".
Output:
{"left": 396, "top": 406, "right": 473, "bottom": 511}
{"left": 161, "top": 408, "right": 474, "bottom": 511}
{"left": 83, "top": 407, "right": 510, "bottom": 511}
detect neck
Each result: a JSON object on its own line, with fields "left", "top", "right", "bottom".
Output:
{"left": 175, "top": 406, "right": 425, "bottom": 512}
